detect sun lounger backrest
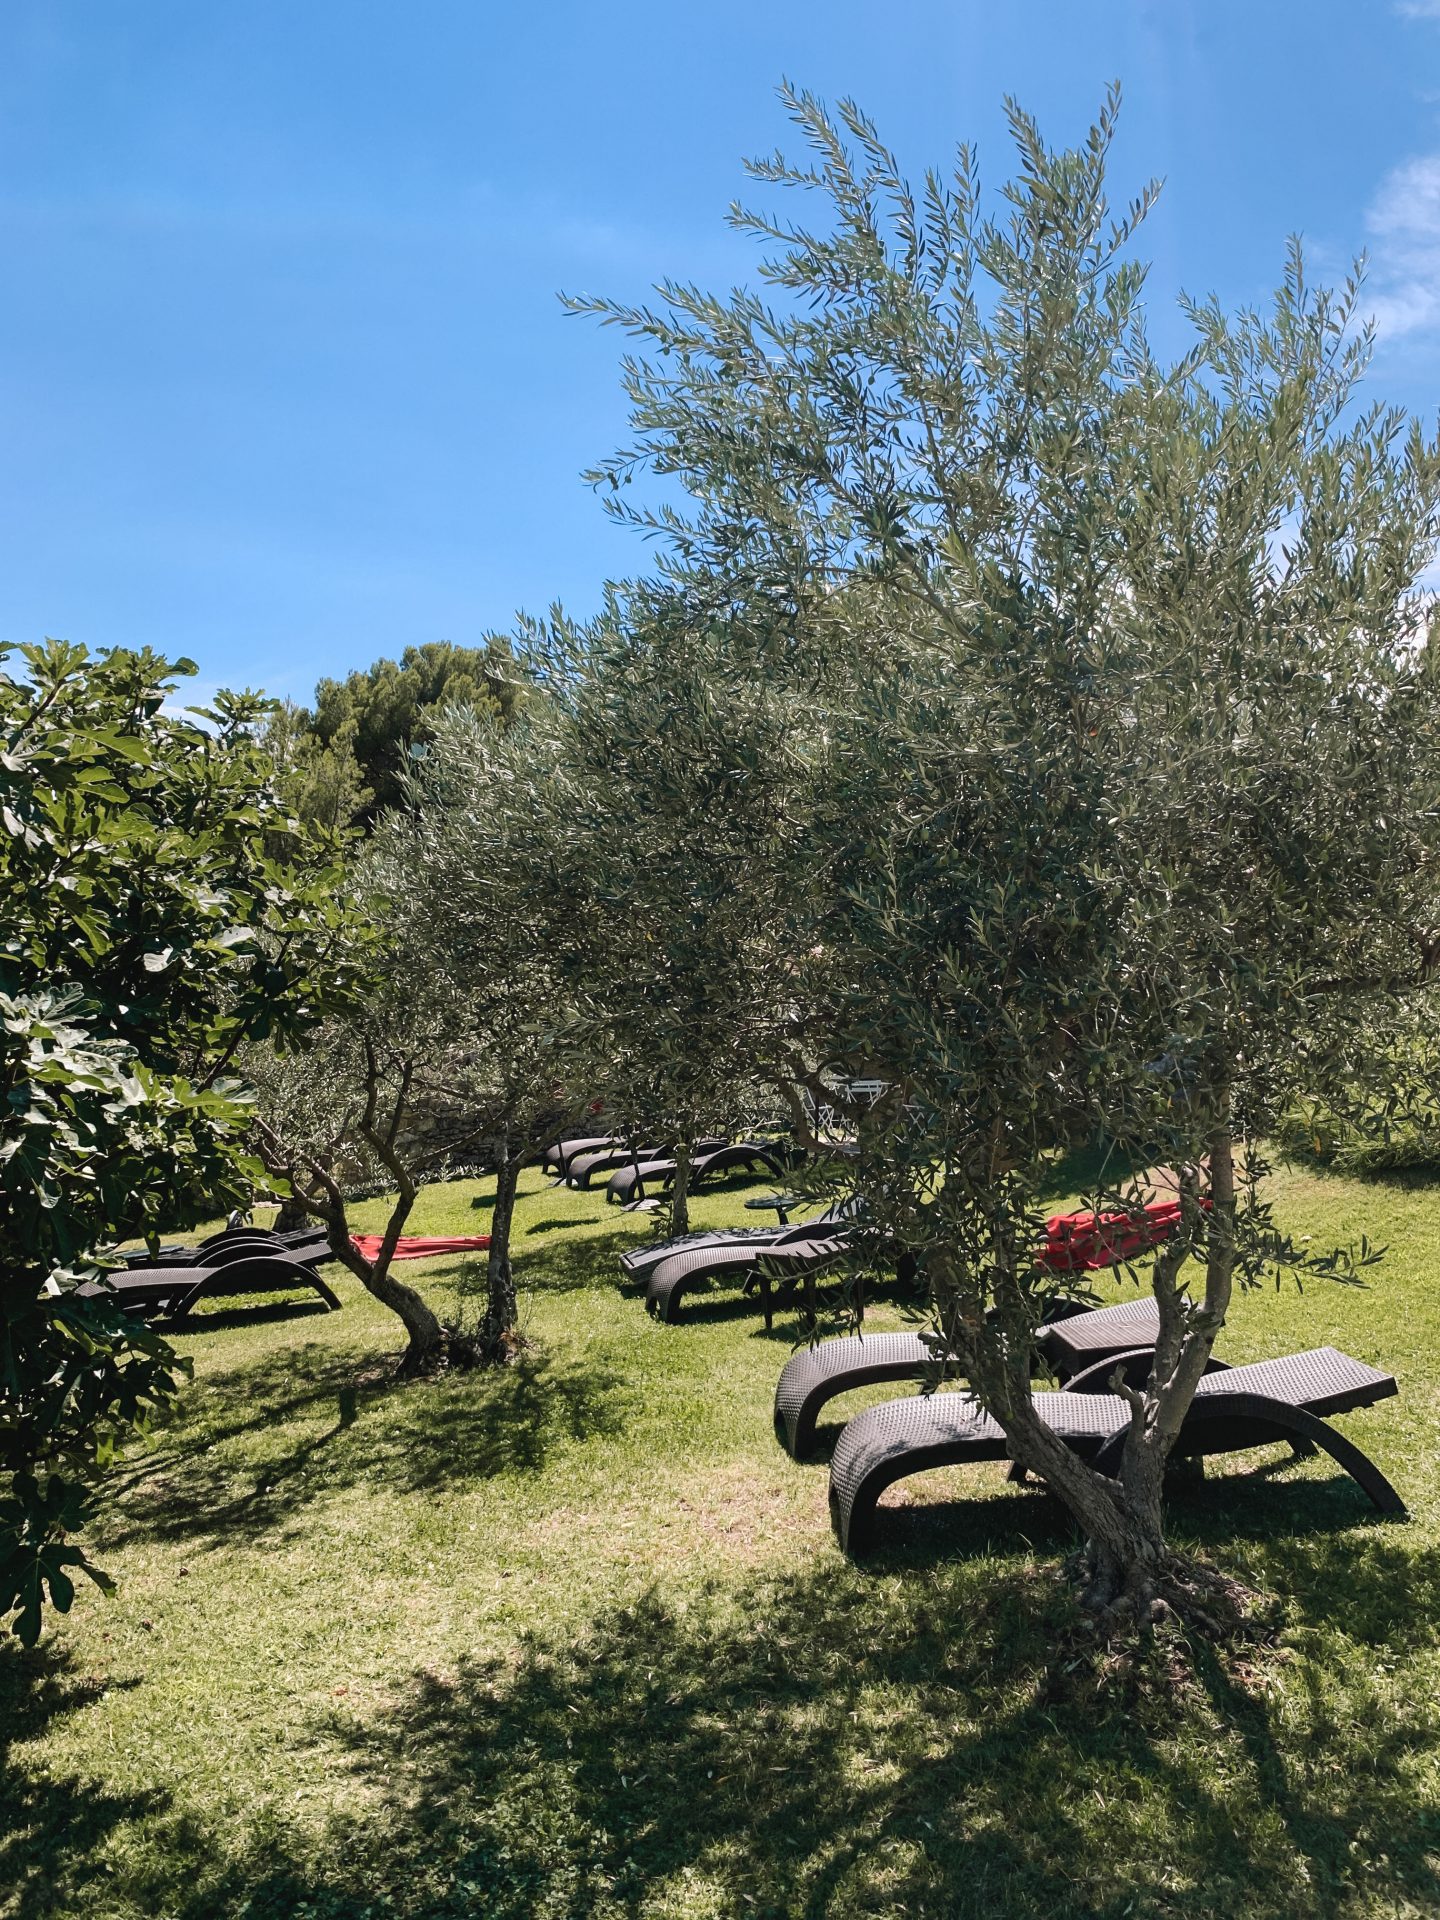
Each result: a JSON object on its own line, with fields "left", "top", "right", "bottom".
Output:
{"left": 1191, "top": 1347, "right": 1396, "bottom": 1417}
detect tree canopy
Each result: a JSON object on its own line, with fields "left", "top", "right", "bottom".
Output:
{"left": 550, "top": 581, "right": 818, "bottom": 1229}
{"left": 364, "top": 696, "right": 592, "bottom": 1347}
{"left": 570, "top": 85, "right": 1440, "bottom": 1611}
{"left": 303, "top": 639, "right": 524, "bottom": 822}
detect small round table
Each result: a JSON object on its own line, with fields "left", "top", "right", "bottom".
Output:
{"left": 744, "top": 1193, "right": 804, "bottom": 1226}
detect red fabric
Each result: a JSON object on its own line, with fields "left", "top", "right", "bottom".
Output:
{"left": 1039, "top": 1198, "right": 1203, "bottom": 1273}
{"left": 349, "top": 1233, "right": 491, "bottom": 1261}
{"left": 351, "top": 1205, "right": 1190, "bottom": 1270}
{"left": 350, "top": 1200, "right": 1188, "bottom": 1270}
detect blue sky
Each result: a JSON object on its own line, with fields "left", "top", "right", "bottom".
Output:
{"left": 2, "top": 1, "right": 1438, "bottom": 703}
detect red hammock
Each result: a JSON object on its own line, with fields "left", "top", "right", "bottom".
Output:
{"left": 1040, "top": 1198, "right": 1199, "bottom": 1273}
{"left": 349, "top": 1233, "right": 492, "bottom": 1262}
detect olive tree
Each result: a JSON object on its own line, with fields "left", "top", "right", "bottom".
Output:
{"left": 554, "top": 582, "right": 819, "bottom": 1233}
{"left": 573, "top": 86, "right": 1440, "bottom": 1614}
{"left": 359, "top": 697, "right": 593, "bottom": 1357}
{"left": 248, "top": 1000, "right": 457, "bottom": 1375}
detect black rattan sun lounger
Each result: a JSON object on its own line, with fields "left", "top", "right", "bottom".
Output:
{"left": 120, "top": 1224, "right": 335, "bottom": 1269}
{"left": 87, "top": 1251, "right": 343, "bottom": 1321}
{"left": 776, "top": 1330, "right": 940, "bottom": 1457}
{"left": 1036, "top": 1297, "right": 1167, "bottom": 1374}
{"left": 574, "top": 1136, "right": 728, "bottom": 1194}
{"left": 607, "top": 1140, "right": 785, "bottom": 1207}
{"left": 542, "top": 1135, "right": 621, "bottom": 1179}
{"left": 829, "top": 1346, "right": 1404, "bottom": 1553}
{"left": 546, "top": 1133, "right": 728, "bottom": 1183}
{"left": 646, "top": 1218, "right": 852, "bottom": 1324}
{"left": 187, "top": 1251, "right": 342, "bottom": 1309}
{"left": 772, "top": 1297, "right": 1151, "bottom": 1458}
{"left": 619, "top": 1224, "right": 792, "bottom": 1286}
{"left": 619, "top": 1198, "right": 858, "bottom": 1288}
{"left": 207, "top": 1224, "right": 329, "bottom": 1252}
{"left": 76, "top": 1268, "right": 210, "bottom": 1320}
{"left": 199, "top": 1231, "right": 333, "bottom": 1269}
{"left": 564, "top": 1143, "right": 666, "bottom": 1189}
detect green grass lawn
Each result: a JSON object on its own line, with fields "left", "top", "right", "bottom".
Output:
{"left": 3, "top": 1159, "right": 1439, "bottom": 1919}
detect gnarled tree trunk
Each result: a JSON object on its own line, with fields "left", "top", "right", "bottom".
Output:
{"left": 329, "top": 1210, "right": 446, "bottom": 1377}
{"left": 1097, "top": 1130, "right": 1236, "bottom": 1608}
{"left": 966, "top": 1136, "right": 1237, "bottom": 1617}
{"left": 254, "top": 1049, "right": 446, "bottom": 1376}
{"left": 481, "top": 1144, "right": 522, "bottom": 1360}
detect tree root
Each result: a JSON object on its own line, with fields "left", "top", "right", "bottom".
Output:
{"left": 392, "top": 1323, "right": 529, "bottom": 1379}
{"left": 1072, "top": 1544, "right": 1266, "bottom": 1640}
{"left": 1040, "top": 1545, "right": 1286, "bottom": 1704}
{"left": 1035, "top": 1552, "right": 1287, "bottom": 1710}
{"left": 1069, "top": 1530, "right": 1270, "bottom": 1634}
{"left": 1151, "top": 1553, "right": 1270, "bottom": 1644}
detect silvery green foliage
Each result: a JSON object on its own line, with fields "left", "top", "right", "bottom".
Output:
{"left": 361, "top": 698, "right": 597, "bottom": 1345}
{"left": 554, "top": 582, "right": 819, "bottom": 1217}
{"left": 244, "top": 843, "right": 503, "bottom": 1366}
{"left": 573, "top": 86, "right": 1440, "bottom": 1596}
{"left": 370, "top": 699, "right": 590, "bottom": 1155}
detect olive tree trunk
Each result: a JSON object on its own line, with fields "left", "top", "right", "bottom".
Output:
{"left": 481, "top": 1145, "right": 522, "bottom": 1360}
{"left": 1098, "top": 1131, "right": 1236, "bottom": 1606}
{"left": 254, "top": 1054, "right": 446, "bottom": 1377}
{"left": 327, "top": 1202, "right": 446, "bottom": 1377}
{"left": 970, "top": 1135, "right": 1236, "bottom": 1616}
{"left": 668, "top": 1138, "right": 693, "bottom": 1237}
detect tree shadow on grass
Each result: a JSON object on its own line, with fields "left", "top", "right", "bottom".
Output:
{"left": 512, "top": 1226, "right": 642, "bottom": 1294}
{"left": 1037, "top": 1137, "right": 1165, "bottom": 1205}
{"left": 1168, "top": 1460, "right": 1413, "bottom": 1549}
{"left": 680, "top": 1299, "right": 897, "bottom": 1346}
{"left": 1186, "top": 1496, "right": 1440, "bottom": 1649}
{"left": 98, "top": 1340, "right": 634, "bottom": 1556}
{"left": 78, "top": 1538, "right": 1440, "bottom": 1920}
{"left": 524, "top": 1213, "right": 604, "bottom": 1235}
{"left": 0, "top": 1645, "right": 170, "bottom": 1920}
{"left": 1275, "top": 1154, "right": 1440, "bottom": 1192}
{"left": 646, "top": 1288, "right": 781, "bottom": 1328}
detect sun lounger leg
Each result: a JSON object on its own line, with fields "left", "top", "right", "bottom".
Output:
{"left": 1095, "top": 1393, "right": 1406, "bottom": 1518}
{"left": 1264, "top": 1405, "right": 1406, "bottom": 1515}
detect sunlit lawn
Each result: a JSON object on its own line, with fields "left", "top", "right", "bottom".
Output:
{"left": 2, "top": 1157, "right": 1438, "bottom": 1918}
